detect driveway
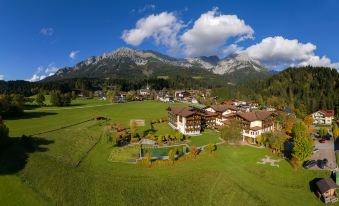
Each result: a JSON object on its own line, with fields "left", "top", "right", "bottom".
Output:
{"left": 310, "top": 139, "right": 336, "bottom": 170}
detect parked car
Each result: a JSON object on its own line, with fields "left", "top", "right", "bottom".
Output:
{"left": 319, "top": 138, "right": 326, "bottom": 143}
{"left": 325, "top": 133, "right": 332, "bottom": 140}
{"left": 317, "top": 158, "right": 328, "bottom": 169}
{"left": 313, "top": 148, "right": 320, "bottom": 154}
{"left": 303, "top": 160, "right": 317, "bottom": 169}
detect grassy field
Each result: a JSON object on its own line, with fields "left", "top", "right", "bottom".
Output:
{"left": 0, "top": 100, "right": 336, "bottom": 206}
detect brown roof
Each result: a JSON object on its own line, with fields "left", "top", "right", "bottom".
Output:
{"left": 208, "top": 104, "right": 238, "bottom": 113}
{"left": 316, "top": 178, "right": 338, "bottom": 194}
{"left": 319, "top": 110, "right": 335, "bottom": 117}
{"left": 250, "top": 126, "right": 262, "bottom": 131}
{"left": 223, "top": 100, "right": 234, "bottom": 105}
{"left": 237, "top": 111, "right": 273, "bottom": 122}
{"left": 168, "top": 106, "right": 197, "bottom": 117}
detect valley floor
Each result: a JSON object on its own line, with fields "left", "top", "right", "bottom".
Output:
{"left": 0, "top": 100, "right": 336, "bottom": 206}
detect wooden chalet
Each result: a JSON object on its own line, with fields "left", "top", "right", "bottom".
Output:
{"left": 236, "top": 111, "right": 275, "bottom": 142}
{"left": 316, "top": 178, "right": 339, "bottom": 204}
{"left": 167, "top": 106, "right": 217, "bottom": 135}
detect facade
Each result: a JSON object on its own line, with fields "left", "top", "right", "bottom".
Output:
{"left": 312, "top": 110, "right": 335, "bottom": 125}
{"left": 167, "top": 106, "right": 217, "bottom": 135}
{"left": 204, "top": 104, "right": 238, "bottom": 125}
{"left": 236, "top": 111, "right": 275, "bottom": 142}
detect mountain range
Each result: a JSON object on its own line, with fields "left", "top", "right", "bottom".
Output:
{"left": 45, "top": 47, "right": 272, "bottom": 84}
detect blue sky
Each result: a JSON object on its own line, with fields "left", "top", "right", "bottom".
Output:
{"left": 0, "top": 0, "right": 338, "bottom": 81}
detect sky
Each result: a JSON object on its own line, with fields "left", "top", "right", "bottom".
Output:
{"left": 0, "top": 0, "right": 338, "bottom": 81}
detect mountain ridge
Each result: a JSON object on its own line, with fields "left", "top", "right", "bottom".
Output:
{"left": 45, "top": 47, "right": 270, "bottom": 83}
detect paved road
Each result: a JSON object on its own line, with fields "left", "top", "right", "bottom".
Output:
{"left": 310, "top": 139, "right": 336, "bottom": 170}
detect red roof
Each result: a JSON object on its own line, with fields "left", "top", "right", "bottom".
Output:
{"left": 319, "top": 110, "right": 335, "bottom": 117}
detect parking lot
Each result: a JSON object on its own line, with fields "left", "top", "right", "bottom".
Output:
{"left": 309, "top": 139, "right": 336, "bottom": 170}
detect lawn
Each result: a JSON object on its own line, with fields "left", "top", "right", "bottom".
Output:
{"left": 189, "top": 129, "right": 222, "bottom": 147}
{"left": 1, "top": 100, "right": 336, "bottom": 206}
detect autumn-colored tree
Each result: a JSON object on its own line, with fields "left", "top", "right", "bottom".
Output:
{"left": 129, "top": 120, "right": 138, "bottom": 138}
{"left": 190, "top": 146, "right": 198, "bottom": 158}
{"left": 220, "top": 120, "right": 242, "bottom": 143}
{"left": 318, "top": 127, "right": 328, "bottom": 137}
{"left": 0, "top": 117, "right": 9, "bottom": 147}
{"left": 168, "top": 149, "right": 175, "bottom": 164}
{"left": 143, "top": 152, "right": 152, "bottom": 167}
{"left": 333, "top": 124, "right": 339, "bottom": 140}
{"left": 292, "top": 132, "right": 313, "bottom": 161}
{"left": 303, "top": 115, "right": 314, "bottom": 127}
{"left": 285, "top": 117, "right": 296, "bottom": 134}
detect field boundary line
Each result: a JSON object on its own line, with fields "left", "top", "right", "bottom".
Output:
{"left": 31, "top": 119, "right": 93, "bottom": 136}
{"left": 37, "top": 103, "right": 113, "bottom": 111}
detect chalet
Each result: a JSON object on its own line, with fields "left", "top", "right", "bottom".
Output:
{"left": 312, "top": 110, "right": 335, "bottom": 125}
{"left": 174, "top": 90, "right": 191, "bottom": 101}
{"left": 139, "top": 89, "right": 150, "bottom": 96}
{"left": 204, "top": 104, "right": 238, "bottom": 125}
{"left": 316, "top": 178, "right": 338, "bottom": 204}
{"left": 236, "top": 111, "right": 275, "bottom": 143}
{"left": 167, "top": 106, "right": 217, "bottom": 135}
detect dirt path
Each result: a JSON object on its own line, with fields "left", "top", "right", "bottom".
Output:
{"left": 37, "top": 103, "right": 113, "bottom": 111}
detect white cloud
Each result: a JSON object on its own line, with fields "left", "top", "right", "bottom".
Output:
{"left": 138, "top": 4, "right": 155, "bottom": 13}
{"left": 180, "top": 8, "right": 254, "bottom": 56}
{"left": 222, "top": 44, "right": 244, "bottom": 56}
{"left": 69, "top": 50, "right": 80, "bottom": 59}
{"left": 122, "top": 12, "right": 183, "bottom": 51}
{"left": 27, "top": 63, "right": 60, "bottom": 82}
{"left": 0, "top": 75, "right": 5, "bottom": 80}
{"left": 244, "top": 36, "right": 339, "bottom": 68}
{"left": 40, "top": 27, "right": 54, "bottom": 36}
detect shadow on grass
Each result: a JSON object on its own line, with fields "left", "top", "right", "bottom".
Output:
{"left": 0, "top": 136, "right": 54, "bottom": 175}
{"left": 309, "top": 178, "right": 322, "bottom": 193}
{"left": 5, "top": 111, "right": 57, "bottom": 120}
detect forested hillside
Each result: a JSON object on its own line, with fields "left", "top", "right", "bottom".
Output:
{"left": 213, "top": 66, "right": 339, "bottom": 117}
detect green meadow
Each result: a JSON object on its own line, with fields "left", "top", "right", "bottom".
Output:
{"left": 0, "top": 99, "right": 335, "bottom": 206}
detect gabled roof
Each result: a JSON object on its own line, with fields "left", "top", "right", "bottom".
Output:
{"left": 168, "top": 106, "right": 197, "bottom": 117}
{"left": 318, "top": 110, "right": 335, "bottom": 117}
{"left": 316, "top": 178, "right": 338, "bottom": 194}
{"left": 237, "top": 111, "right": 273, "bottom": 122}
{"left": 207, "top": 104, "right": 238, "bottom": 113}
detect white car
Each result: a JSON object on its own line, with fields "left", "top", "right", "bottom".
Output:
{"left": 313, "top": 148, "right": 320, "bottom": 154}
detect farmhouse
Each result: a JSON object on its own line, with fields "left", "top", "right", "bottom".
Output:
{"left": 167, "top": 106, "right": 217, "bottom": 135}
{"left": 204, "top": 104, "right": 238, "bottom": 125}
{"left": 236, "top": 111, "right": 275, "bottom": 143}
{"left": 311, "top": 110, "right": 335, "bottom": 125}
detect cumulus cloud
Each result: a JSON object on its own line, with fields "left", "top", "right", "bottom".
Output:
{"left": 28, "top": 63, "right": 60, "bottom": 82}
{"left": 244, "top": 36, "right": 339, "bottom": 68}
{"left": 69, "top": 50, "right": 80, "bottom": 59}
{"left": 40, "top": 27, "right": 54, "bottom": 36}
{"left": 180, "top": 8, "right": 254, "bottom": 56}
{"left": 0, "top": 75, "right": 5, "bottom": 80}
{"left": 122, "top": 12, "right": 183, "bottom": 51}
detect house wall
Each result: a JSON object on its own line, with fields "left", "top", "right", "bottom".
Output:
{"left": 250, "top": 120, "right": 262, "bottom": 128}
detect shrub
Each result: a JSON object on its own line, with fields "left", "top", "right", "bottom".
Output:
{"left": 0, "top": 118, "right": 9, "bottom": 147}
{"left": 290, "top": 156, "right": 301, "bottom": 169}
{"left": 206, "top": 143, "right": 216, "bottom": 154}
{"left": 190, "top": 146, "right": 198, "bottom": 158}
{"left": 168, "top": 149, "right": 175, "bottom": 164}
{"left": 143, "top": 153, "right": 152, "bottom": 167}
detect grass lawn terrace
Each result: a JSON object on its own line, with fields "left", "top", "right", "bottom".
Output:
{"left": 0, "top": 100, "right": 335, "bottom": 206}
